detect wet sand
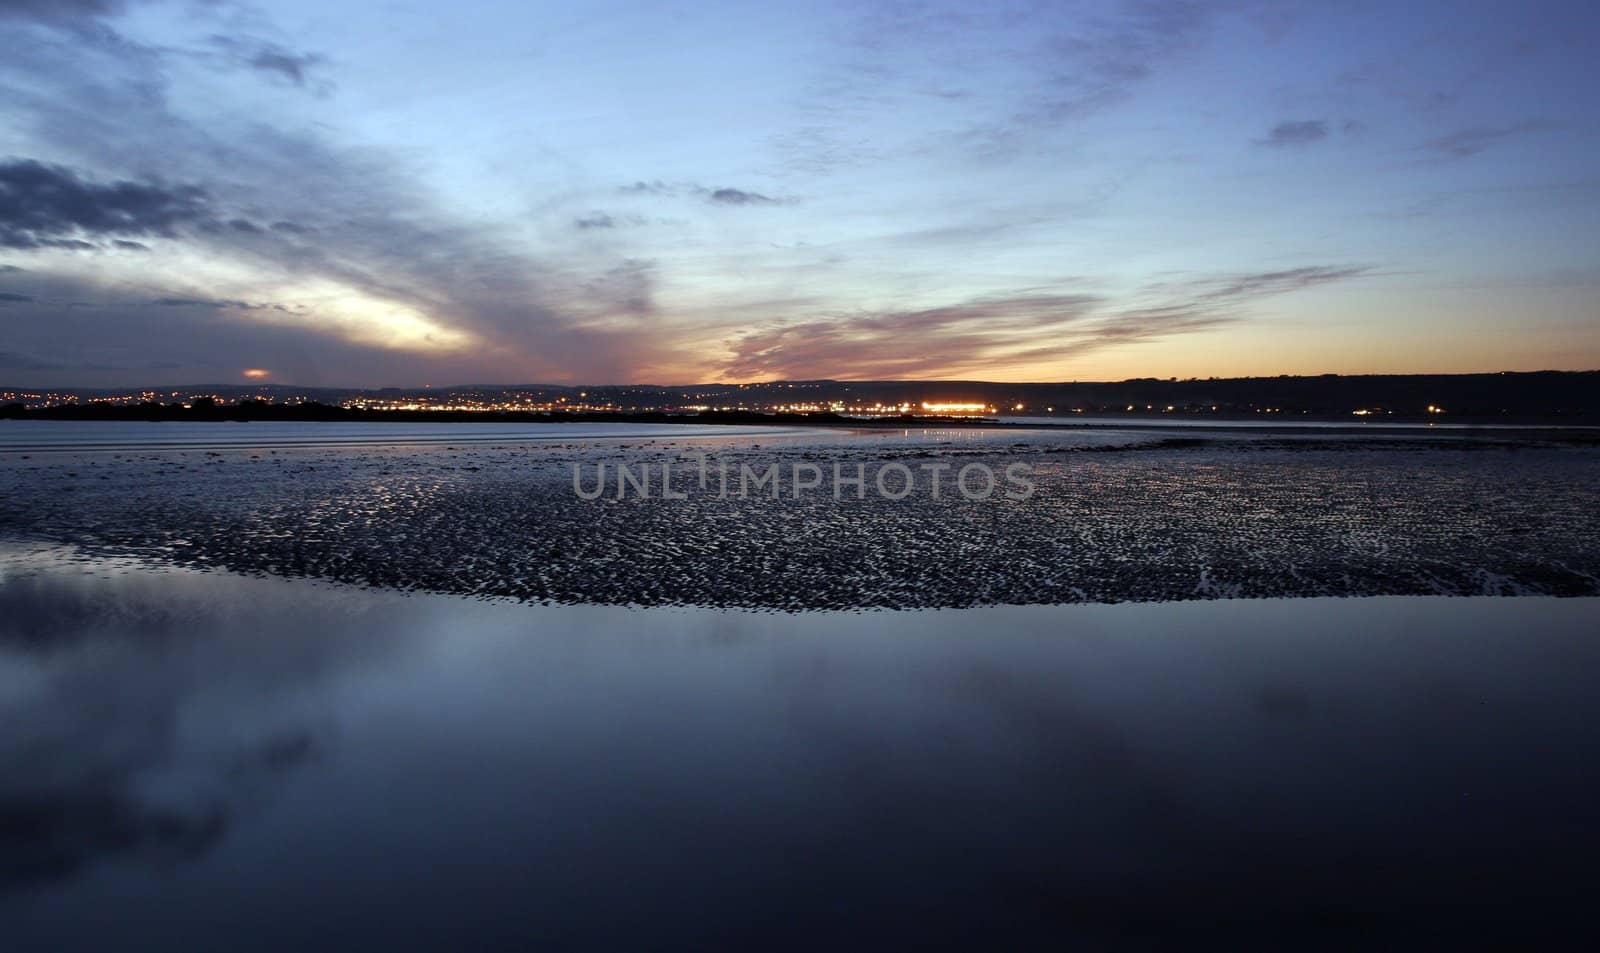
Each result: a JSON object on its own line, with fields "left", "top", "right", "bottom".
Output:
{"left": 2, "top": 423, "right": 1596, "bottom": 608}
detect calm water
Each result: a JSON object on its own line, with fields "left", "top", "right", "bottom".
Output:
{"left": 999, "top": 414, "right": 1600, "bottom": 430}
{"left": 3, "top": 546, "right": 1598, "bottom": 950}
{"left": 0, "top": 420, "right": 814, "bottom": 452}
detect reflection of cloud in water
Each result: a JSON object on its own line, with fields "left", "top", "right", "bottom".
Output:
{"left": 0, "top": 553, "right": 408, "bottom": 893}
{"left": 3, "top": 545, "right": 1599, "bottom": 948}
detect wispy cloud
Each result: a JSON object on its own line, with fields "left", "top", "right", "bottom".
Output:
{"left": 619, "top": 181, "right": 788, "bottom": 206}
{"left": 724, "top": 266, "right": 1375, "bottom": 380}
{"left": 206, "top": 35, "right": 329, "bottom": 90}
{"left": 708, "top": 187, "right": 779, "bottom": 206}
{"left": 723, "top": 293, "right": 1102, "bottom": 379}
{"left": 1259, "top": 119, "right": 1328, "bottom": 147}
{"left": 1424, "top": 121, "right": 1558, "bottom": 158}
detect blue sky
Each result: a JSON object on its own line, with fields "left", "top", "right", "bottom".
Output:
{"left": 1, "top": 0, "right": 1597, "bottom": 386}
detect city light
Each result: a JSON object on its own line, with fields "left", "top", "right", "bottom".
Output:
{"left": 920, "top": 402, "right": 992, "bottom": 415}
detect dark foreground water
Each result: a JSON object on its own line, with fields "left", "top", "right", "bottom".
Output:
{"left": 3, "top": 547, "right": 1597, "bottom": 951}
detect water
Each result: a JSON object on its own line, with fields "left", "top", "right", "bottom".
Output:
{"left": 999, "top": 414, "right": 1600, "bottom": 430}
{"left": 2, "top": 549, "right": 1598, "bottom": 949}
{"left": 0, "top": 420, "right": 813, "bottom": 453}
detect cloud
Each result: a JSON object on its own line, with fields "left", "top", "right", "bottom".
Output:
{"left": 708, "top": 187, "right": 779, "bottom": 206}
{"left": 0, "top": 0, "right": 128, "bottom": 27}
{"left": 0, "top": 349, "right": 60, "bottom": 369}
{"left": 1424, "top": 121, "right": 1558, "bottom": 158}
{"left": 723, "top": 293, "right": 1104, "bottom": 379}
{"left": 619, "top": 181, "right": 786, "bottom": 206}
{"left": 0, "top": 291, "right": 34, "bottom": 302}
{"left": 0, "top": 158, "right": 213, "bottom": 249}
{"left": 0, "top": 263, "right": 24, "bottom": 272}
{"left": 1032, "top": 0, "right": 1213, "bottom": 122}
{"left": 583, "top": 259, "right": 658, "bottom": 318}
{"left": 150, "top": 296, "right": 257, "bottom": 309}
{"left": 574, "top": 213, "right": 616, "bottom": 229}
{"left": 1259, "top": 120, "right": 1328, "bottom": 147}
{"left": 801, "top": 1, "right": 1229, "bottom": 167}
{"left": 1191, "top": 266, "right": 1372, "bottom": 301}
{"left": 723, "top": 266, "right": 1375, "bottom": 380}
{"left": 206, "top": 35, "right": 329, "bottom": 90}
{"left": 0, "top": 13, "right": 690, "bottom": 384}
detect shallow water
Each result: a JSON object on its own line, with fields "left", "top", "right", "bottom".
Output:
{"left": 0, "top": 419, "right": 815, "bottom": 452}
{"left": 2, "top": 549, "right": 1598, "bottom": 949}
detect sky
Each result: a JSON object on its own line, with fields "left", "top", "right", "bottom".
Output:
{"left": 0, "top": 0, "right": 1597, "bottom": 387}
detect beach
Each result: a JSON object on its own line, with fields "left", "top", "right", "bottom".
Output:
{"left": 4, "top": 420, "right": 1600, "bottom": 949}
{"left": 2, "top": 421, "right": 1596, "bottom": 608}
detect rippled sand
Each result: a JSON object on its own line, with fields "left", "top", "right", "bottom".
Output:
{"left": 2, "top": 426, "right": 1597, "bottom": 608}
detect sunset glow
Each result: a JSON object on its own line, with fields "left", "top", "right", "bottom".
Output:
{"left": 0, "top": 1, "right": 1595, "bottom": 388}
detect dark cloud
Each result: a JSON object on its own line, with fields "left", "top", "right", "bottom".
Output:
{"left": 0, "top": 0, "right": 128, "bottom": 26}
{"left": 147, "top": 296, "right": 280, "bottom": 310}
{"left": 1259, "top": 120, "right": 1328, "bottom": 147}
{"left": 0, "top": 8, "right": 692, "bottom": 383}
{"left": 0, "top": 349, "right": 60, "bottom": 370}
{"left": 1425, "top": 121, "right": 1557, "bottom": 158}
{"left": 708, "top": 187, "right": 779, "bottom": 206}
{"left": 0, "top": 158, "right": 212, "bottom": 250}
{"left": 269, "top": 220, "right": 314, "bottom": 235}
{"left": 151, "top": 296, "right": 227, "bottom": 307}
{"left": 574, "top": 213, "right": 617, "bottom": 229}
{"left": 206, "top": 35, "right": 329, "bottom": 89}
{"left": 0, "top": 263, "right": 24, "bottom": 272}
{"left": 0, "top": 291, "right": 34, "bottom": 302}
{"left": 619, "top": 181, "right": 785, "bottom": 206}
{"left": 110, "top": 238, "right": 148, "bottom": 250}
